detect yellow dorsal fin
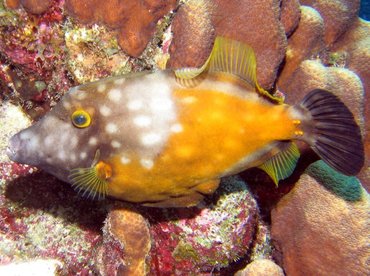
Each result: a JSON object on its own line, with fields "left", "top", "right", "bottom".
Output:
{"left": 175, "top": 37, "right": 283, "bottom": 103}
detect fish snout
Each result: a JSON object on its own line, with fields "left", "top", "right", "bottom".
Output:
{"left": 7, "top": 133, "right": 24, "bottom": 163}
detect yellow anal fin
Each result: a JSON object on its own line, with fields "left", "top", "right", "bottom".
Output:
{"left": 143, "top": 179, "right": 220, "bottom": 208}
{"left": 194, "top": 179, "right": 220, "bottom": 195}
{"left": 258, "top": 142, "right": 300, "bottom": 186}
{"left": 143, "top": 192, "right": 205, "bottom": 208}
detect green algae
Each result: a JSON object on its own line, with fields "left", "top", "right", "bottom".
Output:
{"left": 306, "top": 160, "right": 363, "bottom": 201}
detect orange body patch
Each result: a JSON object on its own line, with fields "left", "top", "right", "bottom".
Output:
{"left": 106, "top": 88, "right": 297, "bottom": 204}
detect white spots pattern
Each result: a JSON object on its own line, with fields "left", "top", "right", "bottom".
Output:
{"left": 80, "top": 152, "right": 87, "bottom": 160}
{"left": 141, "top": 133, "right": 162, "bottom": 146}
{"left": 105, "top": 123, "right": 118, "bottom": 134}
{"left": 88, "top": 137, "right": 98, "bottom": 146}
{"left": 62, "top": 101, "right": 71, "bottom": 109}
{"left": 111, "top": 140, "right": 122, "bottom": 148}
{"left": 108, "top": 88, "right": 122, "bottom": 102}
{"left": 57, "top": 150, "right": 67, "bottom": 161}
{"left": 133, "top": 115, "right": 152, "bottom": 127}
{"left": 120, "top": 155, "right": 131, "bottom": 164}
{"left": 99, "top": 105, "right": 112, "bottom": 117}
{"left": 150, "top": 98, "right": 173, "bottom": 112}
{"left": 97, "top": 83, "right": 106, "bottom": 93}
{"left": 114, "top": 78, "right": 125, "bottom": 85}
{"left": 170, "top": 123, "right": 183, "bottom": 133}
{"left": 140, "top": 158, "right": 154, "bottom": 169}
{"left": 127, "top": 99, "right": 144, "bottom": 111}
{"left": 75, "top": 91, "right": 87, "bottom": 100}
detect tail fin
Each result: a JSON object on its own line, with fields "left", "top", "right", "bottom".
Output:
{"left": 297, "top": 89, "right": 364, "bottom": 175}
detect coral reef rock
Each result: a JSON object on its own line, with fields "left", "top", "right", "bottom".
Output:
{"left": 271, "top": 161, "right": 369, "bottom": 276}
{"left": 65, "top": 0, "right": 177, "bottom": 57}
{"left": 147, "top": 176, "right": 258, "bottom": 275}
{"left": 97, "top": 206, "right": 151, "bottom": 276}
{"left": 168, "top": 0, "right": 287, "bottom": 89}
{"left": 235, "top": 259, "right": 284, "bottom": 276}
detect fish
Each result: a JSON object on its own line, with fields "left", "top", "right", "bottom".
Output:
{"left": 6, "top": 37, "right": 364, "bottom": 207}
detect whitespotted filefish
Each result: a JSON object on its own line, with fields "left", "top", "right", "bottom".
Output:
{"left": 7, "top": 37, "right": 364, "bottom": 207}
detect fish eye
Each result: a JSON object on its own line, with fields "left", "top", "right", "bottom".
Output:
{"left": 71, "top": 110, "right": 91, "bottom": 128}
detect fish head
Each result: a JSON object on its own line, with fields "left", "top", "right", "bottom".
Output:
{"left": 7, "top": 88, "right": 102, "bottom": 182}
{"left": 6, "top": 71, "right": 178, "bottom": 184}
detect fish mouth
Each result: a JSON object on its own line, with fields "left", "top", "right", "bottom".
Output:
{"left": 6, "top": 134, "right": 21, "bottom": 162}
{"left": 6, "top": 146, "right": 17, "bottom": 160}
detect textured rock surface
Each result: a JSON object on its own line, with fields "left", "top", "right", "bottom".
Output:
{"left": 168, "top": 0, "right": 288, "bottom": 89}
{"left": 235, "top": 259, "right": 284, "bottom": 276}
{"left": 65, "top": 0, "right": 177, "bottom": 57}
{"left": 147, "top": 176, "right": 259, "bottom": 274}
{"left": 300, "top": 0, "right": 361, "bottom": 45}
{"left": 271, "top": 161, "right": 369, "bottom": 276}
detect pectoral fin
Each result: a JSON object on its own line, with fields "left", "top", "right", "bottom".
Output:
{"left": 258, "top": 142, "right": 300, "bottom": 186}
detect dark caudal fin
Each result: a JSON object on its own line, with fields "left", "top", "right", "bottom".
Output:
{"left": 297, "top": 89, "right": 364, "bottom": 175}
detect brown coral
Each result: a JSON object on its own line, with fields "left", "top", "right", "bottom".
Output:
{"left": 168, "top": 0, "right": 287, "bottom": 89}
{"left": 271, "top": 171, "right": 369, "bottom": 275}
{"left": 97, "top": 207, "right": 151, "bottom": 275}
{"left": 300, "top": 0, "right": 361, "bottom": 45}
{"left": 5, "top": 0, "right": 52, "bottom": 14}
{"left": 65, "top": 0, "right": 177, "bottom": 57}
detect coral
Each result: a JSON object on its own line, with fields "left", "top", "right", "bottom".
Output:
{"left": 168, "top": 0, "right": 288, "bottom": 89}
{"left": 97, "top": 206, "right": 151, "bottom": 276}
{"left": 235, "top": 259, "right": 284, "bottom": 276}
{"left": 277, "top": 6, "right": 325, "bottom": 92}
{"left": 306, "top": 160, "right": 363, "bottom": 202}
{"left": 271, "top": 168, "right": 369, "bottom": 275}
{"left": 20, "top": 0, "right": 52, "bottom": 15}
{"left": 0, "top": 259, "right": 62, "bottom": 275}
{"left": 146, "top": 176, "right": 258, "bottom": 274}
{"left": 0, "top": 102, "right": 31, "bottom": 163}
{"left": 300, "top": 0, "right": 361, "bottom": 45}
{"left": 65, "top": 0, "right": 177, "bottom": 57}
{"left": 280, "top": 0, "right": 301, "bottom": 36}
{"left": 167, "top": 0, "right": 215, "bottom": 70}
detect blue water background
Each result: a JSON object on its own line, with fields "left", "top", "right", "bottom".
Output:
{"left": 360, "top": 0, "right": 370, "bottom": 20}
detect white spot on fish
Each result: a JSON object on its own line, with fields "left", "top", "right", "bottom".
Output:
{"left": 150, "top": 98, "right": 173, "bottom": 112}
{"left": 44, "top": 135, "right": 54, "bottom": 147}
{"left": 114, "top": 78, "right": 125, "bottom": 85}
{"left": 99, "top": 105, "right": 112, "bottom": 117}
{"left": 70, "top": 136, "right": 78, "bottom": 148}
{"left": 70, "top": 154, "right": 77, "bottom": 162}
{"left": 127, "top": 100, "right": 143, "bottom": 111}
{"left": 140, "top": 158, "right": 154, "bottom": 169}
{"left": 88, "top": 137, "right": 98, "bottom": 146}
{"left": 63, "top": 101, "right": 71, "bottom": 109}
{"left": 97, "top": 83, "right": 106, "bottom": 93}
{"left": 120, "top": 155, "right": 131, "bottom": 164}
{"left": 106, "top": 123, "right": 118, "bottom": 134}
{"left": 57, "top": 150, "right": 66, "bottom": 161}
{"left": 170, "top": 123, "right": 183, "bottom": 133}
{"left": 141, "top": 133, "right": 162, "bottom": 146}
{"left": 182, "top": 96, "right": 197, "bottom": 104}
{"left": 111, "top": 140, "right": 121, "bottom": 148}
{"left": 75, "top": 91, "right": 87, "bottom": 100}
{"left": 80, "top": 152, "right": 87, "bottom": 160}
{"left": 133, "top": 115, "right": 152, "bottom": 127}
{"left": 108, "top": 89, "right": 122, "bottom": 102}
